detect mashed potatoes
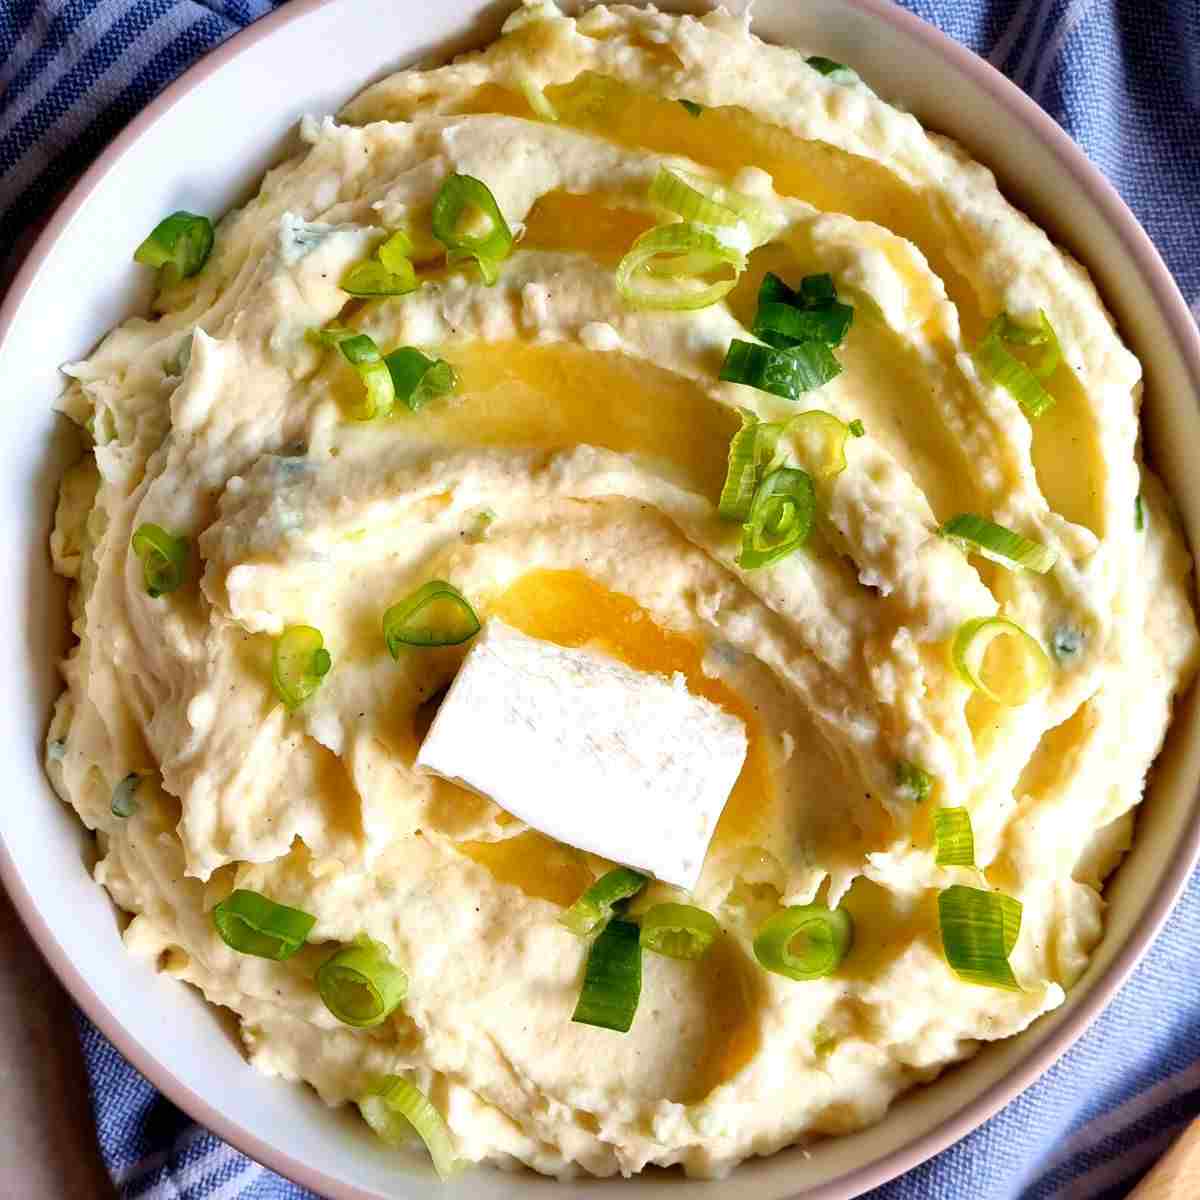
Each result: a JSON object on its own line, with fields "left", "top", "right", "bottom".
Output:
{"left": 46, "top": 0, "right": 1198, "bottom": 1179}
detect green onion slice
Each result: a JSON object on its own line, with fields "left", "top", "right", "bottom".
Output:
{"left": 131, "top": 523, "right": 189, "bottom": 598}
{"left": 941, "top": 513, "right": 1057, "bottom": 573}
{"left": 934, "top": 807, "right": 975, "bottom": 867}
{"left": 212, "top": 889, "right": 316, "bottom": 960}
{"left": 308, "top": 327, "right": 396, "bottom": 420}
{"left": 1135, "top": 493, "right": 1145, "bottom": 531}
{"left": 272, "top": 625, "right": 332, "bottom": 710}
{"left": 431, "top": 173, "right": 514, "bottom": 285}
{"left": 739, "top": 467, "right": 816, "bottom": 570}
{"left": 848, "top": 418, "right": 865, "bottom": 437}
{"left": 133, "top": 211, "right": 214, "bottom": 284}
{"left": 754, "top": 299, "right": 854, "bottom": 349}
{"left": 720, "top": 339, "right": 842, "bottom": 400}
{"left": 111, "top": 773, "right": 141, "bottom": 818}
{"left": 975, "top": 311, "right": 1061, "bottom": 418}
{"left": 647, "top": 166, "right": 770, "bottom": 242}
{"left": 781, "top": 409, "right": 857, "bottom": 480}
{"left": 383, "top": 348, "right": 458, "bottom": 413}
{"left": 340, "top": 259, "right": 417, "bottom": 297}
{"left": 951, "top": 616, "right": 1051, "bottom": 706}
{"left": 518, "top": 74, "right": 558, "bottom": 122}
{"left": 617, "top": 222, "right": 746, "bottom": 310}
{"left": 572, "top": 917, "right": 642, "bottom": 1033}
{"left": 639, "top": 903, "right": 718, "bottom": 960}
{"left": 753, "top": 904, "right": 854, "bottom": 981}
{"left": 318, "top": 936, "right": 408, "bottom": 1027}
{"left": 378, "top": 229, "right": 415, "bottom": 271}
{"left": 896, "top": 760, "right": 933, "bottom": 803}
{"left": 560, "top": 867, "right": 648, "bottom": 936}
{"left": 359, "top": 1076, "right": 462, "bottom": 1180}
{"left": 938, "top": 884, "right": 1022, "bottom": 990}
{"left": 383, "top": 581, "right": 481, "bottom": 654}
{"left": 678, "top": 99, "right": 704, "bottom": 117}
{"left": 718, "top": 410, "right": 784, "bottom": 522}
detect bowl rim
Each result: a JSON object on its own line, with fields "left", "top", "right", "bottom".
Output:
{"left": 3, "top": 1, "right": 1200, "bottom": 1197}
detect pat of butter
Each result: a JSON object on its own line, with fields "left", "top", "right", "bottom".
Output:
{"left": 416, "top": 619, "right": 748, "bottom": 889}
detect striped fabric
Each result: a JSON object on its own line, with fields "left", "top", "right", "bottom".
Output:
{"left": 4, "top": 1, "right": 1200, "bottom": 1197}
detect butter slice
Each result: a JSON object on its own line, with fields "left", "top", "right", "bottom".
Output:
{"left": 416, "top": 619, "right": 748, "bottom": 889}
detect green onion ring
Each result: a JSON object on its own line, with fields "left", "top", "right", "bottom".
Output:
{"left": 318, "top": 936, "right": 408, "bottom": 1027}
{"left": 212, "top": 889, "right": 316, "bottom": 960}
{"left": 639, "top": 903, "right": 718, "bottom": 960}
{"left": 941, "top": 513, "right": 1057, "bottom": 573}
{"left": 383, "top": 347, "right": 458, "bottom": 413}
{"left": 431, "top": 173, "right": 514, "bottom": 285}
{"left": 383, "top": 581, "right": 481, "bottom": 654}
{"left": 951, "top": 616, "right": 1051, "bottom": 706}
{"left": 133, "top": 211, "right": 214, "bottom": 284}
{"left": 111, "top": 773, "right": 142, "bottom": 818}
{"left": 738, "top": 467, "right": 816, "bottom": 570}
{"left": 359, "top": 1076, "right": 462, "bottom": 1179}
{"left": 560, "top": 867, "right": 648, "bottom": 936}
{"left": 131, "top": 523, "right": 189, "bottom": 598}
{"left": 938, "top": 884, "right": 1022, "bottom": 990}
{"left": 753, "top": 904, "right": 854, "bottom": 981}
{"left": 933, "top": 807, "right": 976, "bottom": 867}
{"left": 272, "top": 625, "right": 332, "bottom": 711}
{"left": 572, "top": 918, "right": 642, "bottom": 1033}
{"left": 616, "top": 222, "right": 745, "bottom": 311}
{"left": 896, "top": 760, "right": 933, "bottom": 803}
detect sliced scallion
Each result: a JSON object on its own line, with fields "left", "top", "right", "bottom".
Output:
{"left": 111, "top": 773, "right": 141, "bottom": 818}
{"left": 212, "top": 889, "right": 316, "bottom": 960}
{"left": 639, "top": 903, "right": 718, "bottom": 960}
{"left": 678, "top": 99, "right": 704, "bottom": 117}
{"left": 975, "top": 311, "right": 1061, "bottom": 418}
{"left": 383, "top": 581, "right": 481, "bottom": 654}
{"left": 739, "top": 467, "right": 816, "bottom": 569}
{"left": 572, "top": 917, "right": 642, "bottom": 1032}
{"left": 952, "top": 616, "right": 1051, "bottom": 706}
{"left": 753, "top": 904, "right": 854, "bottom": 981}
{"left": 720, "top": 339, "right": 842, "bottom": 400}
{"left": 781, "top": 409, "right": 857, "bottom": 479}
{"left": 617, "top": 222, "right": 745, "bottom": 310}
{"left": 47, "top": 739, "right": 67, "bottom": 762}
{"left": 272, "top": 626, "right": 332, "bottom": 710}
{"left": 308, "top": 327, "right": 396, "bottom": 420}
{"left": 560, "top": 867, "right": 648, "bottom": 936}
{"left": 754, "top": 299, "right": 853, "bottom": 349}
{"left": 933, "top": 807, "right": 975, "bottom": 867}
{"left": 340, "top": 259, "right": 417, "bottom": 297}
{"left": 133, "top": 211, "right": 214, "bottom": 284}
{"left": 718, "top": 410, "right": 783, "bottom": 522}
{"left": 131, "top": 523, "right": 189, "bottom": 598}
{"left": 896, "top": 760, "right": 933, "bottom": 803}
{"left": 431, "top": 173, "right": 514, "bottom": 285}
{"left": 805, "top": 55, "right": 859, "bottom": 85}
{"left": 647, "top": 166, "right": 770, "bottom": 242}
{"left": 1135, "top": 493, "right": 1145, "bottom": 531}
{"left": 359, "top": 1076, "right": 462, "bottom": 1180}
{"left": 848, "top": 418, "right": 865, "bottom": 437}
{"left": 383, "top": 348, "right": 457, "bottom": 413}
{"left": 318, "top": 936, "right": 408, "bottom": 1027}
{"left": 938, "top": 884, "right": 1022, "bottom": 990}
{"left": 378, "top": 229, "right": 415, "bottom": 270}
{"left": 941, "top": 513, "right": 1057, "bottom": 574}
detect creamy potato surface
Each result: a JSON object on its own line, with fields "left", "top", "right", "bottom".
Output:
{"left": 47, "top": 1, "right": 1197, "bottom": 1179}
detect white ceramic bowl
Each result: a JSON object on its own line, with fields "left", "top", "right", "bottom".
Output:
{"left": 3, "top": 2, "right": 1200, "bottom": 1197}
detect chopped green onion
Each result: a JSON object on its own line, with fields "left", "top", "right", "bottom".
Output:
{"left": 212, "top": 889, "right": 316, "bottom": 960}
{"left": 975, "top": 311, "right": 1061, "bottom": 418}
{"left": 359, "top": 1076, "right": 462, "bottom": 1180}
{"left": 951, "top": 616, "right": 1051, "bottom": 706}
{"left": 896, "top": 760, "right": 933, "bottom": 803}
{"left": 48, "top": 739, "right": 67, "bottom": 762}
{"left": 340, "top": 259, "right": 417, "bottom": 297}
{"left": 272, "top": 626, "right": 332, "bottom": 710}
{"left": 800, "top": 274, "right": 837, "bottom": 305}
{"left": 518, "top": 74, "right": 558, "bottom": 121}
{"left": 383, "top": 581, "right": 481, "bottom": 654}
{"left": 383, "top": 347, "right": 458, "bottom": 413}
{"left": 678, "top": 99, "right": 704, "bottom": 117}
{"left": 466, "top": 508, "right": 495, "bottom": 542}
{"left": 739, "top": 467, "right": 816, "bottom": 569}
{"left": 1135, "top": 493, "right": 1145, "bottom": 531}
{"left": 639, "top": 903, "right": 718, "bottom": 960}
{"left": 848, "top": 418, "right": 865, "bottom": 437}
{"left": 378, "top": 229, "right": 415, "bottom": 270}
{"left": 753, "top": 904, "right": 854, "bottom": 981}
{"left": 318, "top": 936, "right": 408, "bottom": 1027}
{"left": 720, "top": 339, "right": 842, "bottom": 400}
{"left": 308, "top": 327, "right": 396, "bottom": 420}
{"left": 560, "top": 867, "right": 648, "bottom": 936}
{"left": 111, "top": 773, "right": 141, "bottom": 818}
{"left": 805, "top": 55, "right": 861, "bottom": 85}
{"left": 431, "top": 173, "right": 514, "bottom": 285}
{"left": 754, "top": 299, "right": 853, "bottom": 348}
{"left": 647, "top": 167, "right": 769, "bottom": 241}
{"left": 131, "top": 523, "right": 189, "bottom": 598}
{"left": 940, "top": 514, "right": 1057, "bottom": 574}
{"left": 934, "top": 807, "right": 975, "bottom": 867}
{"left": 133, "top": 211, "right": 214, "bottom": 284}
{"left": 781, "top": 409, "right": 857, "bottom": 479}
{"left": 938, "top": 884, "right": 1022, "bottom": 991}
{"left": 617, "top": 222, "right": 745, "bottom": 310}
{"left": 718, "top": 410, "right": 783, "bottom": 522}
{"left": 572, "top": 917, "right": 642, "bottom": 1032}
{"left": 1051, "top": 625, "right": 1084, "bottom": 662}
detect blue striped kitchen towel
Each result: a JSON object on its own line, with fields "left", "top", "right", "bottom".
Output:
{"left": 5, "top": 1, "right": 1200, "bottom": 1198}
